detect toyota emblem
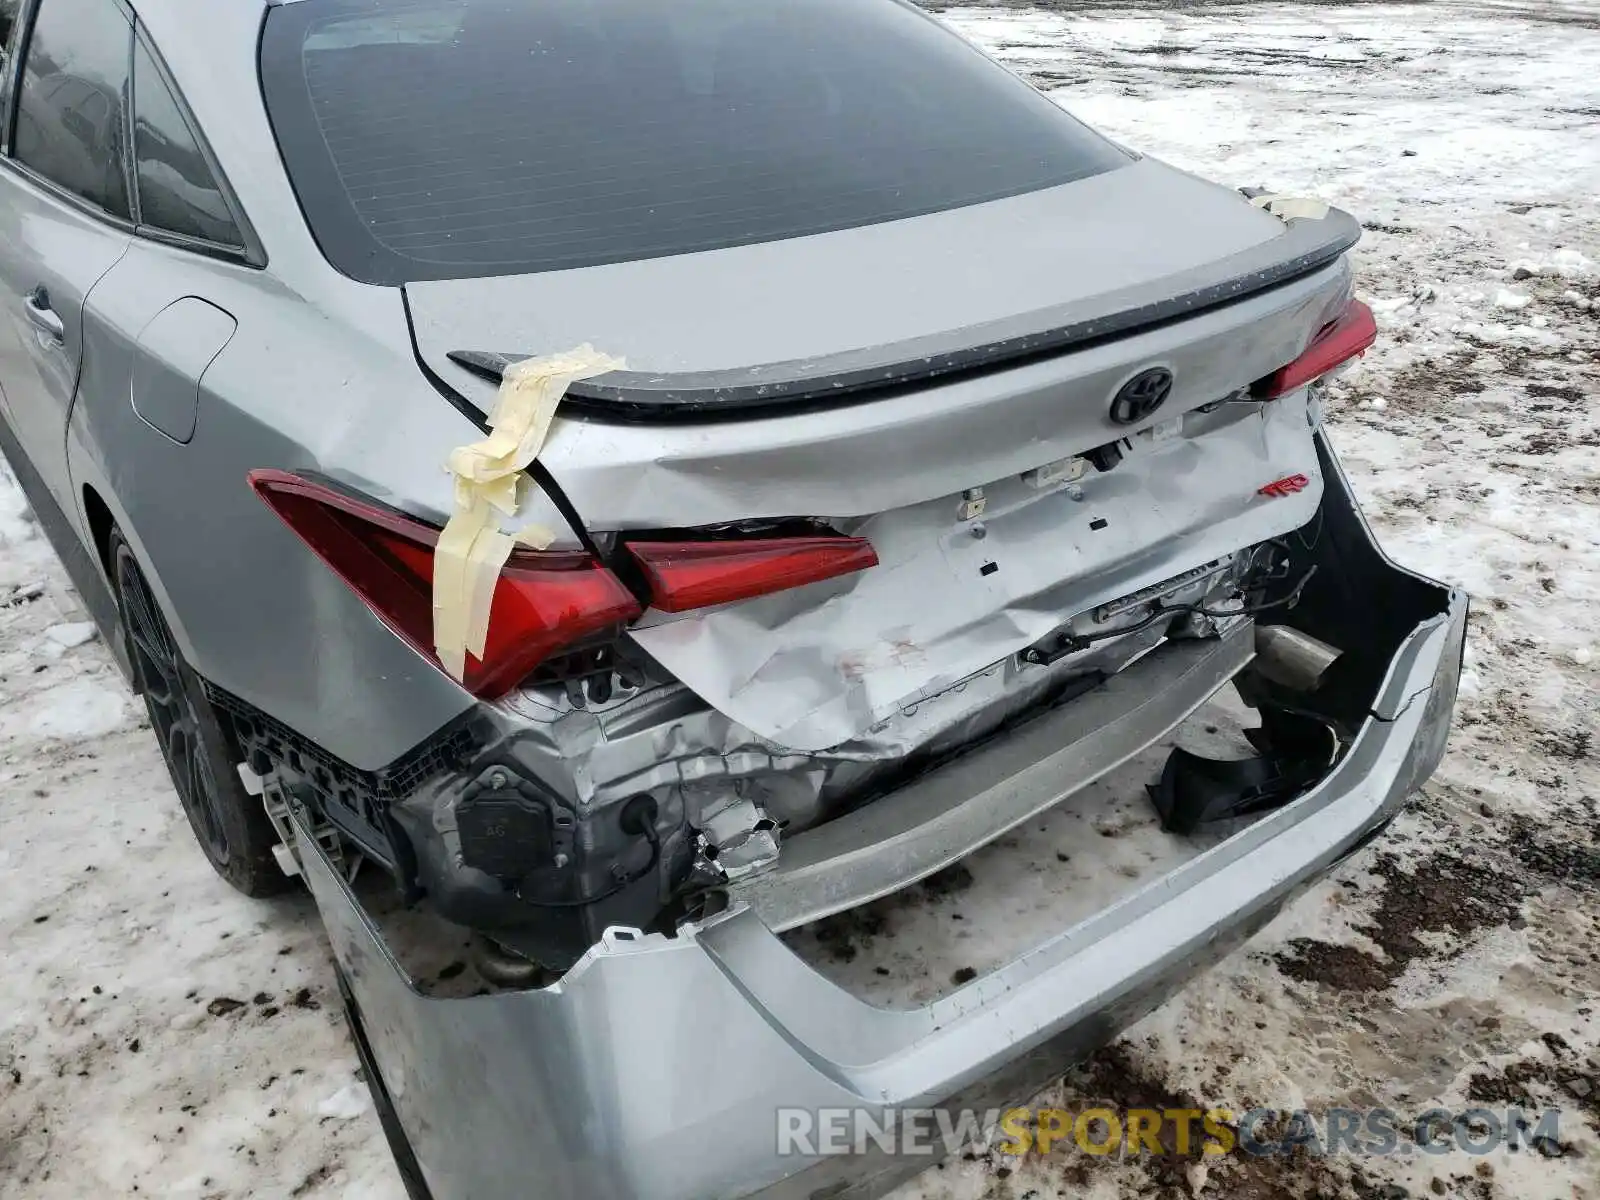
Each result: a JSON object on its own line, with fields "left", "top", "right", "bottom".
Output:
{"left": 1109, "top": 368, "right": 1174, "bottom": 425}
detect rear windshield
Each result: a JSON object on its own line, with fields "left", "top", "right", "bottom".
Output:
{"left": 260, "top": 0, "right": 1127, "bottom": 284}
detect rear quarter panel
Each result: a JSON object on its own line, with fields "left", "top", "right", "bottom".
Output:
{"left": 58, "top": 0, "right": 597, "bottom": 770}
{"left": 66, "top": 242, "right": 482, "bottom": 769}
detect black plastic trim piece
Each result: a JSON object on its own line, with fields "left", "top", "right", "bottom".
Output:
{"left": 205, "top": 678, "right": 486, "bottom": 807}
{"left": 207, "top": 678, "right": 489, "bottom": 871}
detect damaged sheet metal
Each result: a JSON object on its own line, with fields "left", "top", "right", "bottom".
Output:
{"left": 693, "top": 793, "right": 781, "bottom": 881}
{"left": 294, "top": 418, "right": 1467, "bottom": 1200}
{"left": 497, "top": 555, "right": 1250, "bottom": 842}
{"left": 627, "top": 392, "right": 1325, "bottom": 751}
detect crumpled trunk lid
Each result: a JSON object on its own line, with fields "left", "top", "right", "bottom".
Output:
{"left": 403, "top": 163, "right": 1361, "bottom": 751}
{"left": 626, "top": 391, "right": 1325, "bottom": 750}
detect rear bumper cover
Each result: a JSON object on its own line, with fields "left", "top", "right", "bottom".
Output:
{"left": 295, "top": 433, "right": 1465, "bottom": 1200}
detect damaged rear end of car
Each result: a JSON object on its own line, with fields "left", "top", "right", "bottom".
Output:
{"left": 255, "top": 207, "right": 1381, "bottom": 972}
{"left": 273, "top": 416, "right": 1463, "bottom": 1200}
{"left": 251, "top": 236, "right": 1465, "bottom": 1200}
{"left": 230, "top": 1, "right": 1468, "bottom": 1196}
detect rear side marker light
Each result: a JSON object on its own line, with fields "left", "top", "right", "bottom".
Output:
{"left": 248, "top": 470, "right": 639, "bottom": 699}
{"left": 626, "top": 537, "right": 878, "bottom": 613}
{"left": 1254, "top": 298, "right": 1377, "bottom": 400}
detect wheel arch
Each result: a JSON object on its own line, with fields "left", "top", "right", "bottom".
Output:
{"left": 66, "top": 406, "right": 209, "bottom": 699}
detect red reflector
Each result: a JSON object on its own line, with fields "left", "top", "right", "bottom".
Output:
{"left": 1254, "top": 298, "right": 1377, "bottom": 399}
{"left": 626, "top": 536, "right": 878, "bottom": 613}
{"left": 1257, "top": 473, "right": 1311, "bottom": 498}
{"left": 248, "top": 470, "right": 640, "bottom": 698}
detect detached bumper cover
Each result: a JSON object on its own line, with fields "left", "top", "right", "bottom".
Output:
{"left": 295, "top": 433, "right": 1465, "bottom": 1200}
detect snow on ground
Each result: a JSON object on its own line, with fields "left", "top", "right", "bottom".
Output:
{"left": 3, "top": 2, "right": 1598, "bottom": 1198}
{"left": 0, "top": 519, "right": 396, "bottom": 1195}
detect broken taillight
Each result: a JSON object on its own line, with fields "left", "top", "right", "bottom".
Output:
{"left": 1253, "top": 298, "right": 1377, "bottom": 399}
{"left": 248, "top": 470, "right": 640, "bottom": 698}
{"left": 625, "top": 537, "right": 878, "bottom": 613}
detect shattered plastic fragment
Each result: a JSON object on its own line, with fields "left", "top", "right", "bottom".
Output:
{"left": 515, "top": 524, "right": 556, "bottom": 550}
{"left": 433, "top": 345, "right": 624, "bottom": 679}
{"left": 1249, "top": 194, "right": 1330, "bottom": 221}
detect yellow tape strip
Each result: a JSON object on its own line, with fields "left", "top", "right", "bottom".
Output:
{"left": 433, "top": 345, "right": 625, "bottom": 680}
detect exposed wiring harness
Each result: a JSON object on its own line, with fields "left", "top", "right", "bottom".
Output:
{"left": 1048, "top": 563, "right": 1320, "bottom": 653}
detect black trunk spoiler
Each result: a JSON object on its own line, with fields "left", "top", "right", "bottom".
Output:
{"left": 442, "top": 208, "right": 1360, "bottom": 422}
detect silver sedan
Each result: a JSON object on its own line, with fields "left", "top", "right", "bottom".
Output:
{"left": 0, "top": 0, "right": 1464, "bottom": 1196}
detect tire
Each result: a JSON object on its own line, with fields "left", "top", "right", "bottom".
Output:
{"left": 109, "top": 527, "right": 292, "bottom": 898}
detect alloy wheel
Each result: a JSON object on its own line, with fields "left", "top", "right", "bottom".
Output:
{"left": 115, "top": 546, "right": 231, "bottom": 866}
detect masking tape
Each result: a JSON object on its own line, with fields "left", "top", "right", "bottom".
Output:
{"left": 1250, "top": 194, "right": 1330, "bottom": 221}
{"left": 433, "top": 344, "right": 624, "bottom": 681}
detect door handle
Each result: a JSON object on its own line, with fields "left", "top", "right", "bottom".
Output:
{"left": 23, "top": 285, "right": 64, "bottom": 344}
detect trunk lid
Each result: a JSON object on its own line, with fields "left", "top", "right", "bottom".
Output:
{"left": 406, "top": 159, "right": 1351, "bottom": 417}
{"left": 404, "top": 169, "right": 1361, "bottom": 751}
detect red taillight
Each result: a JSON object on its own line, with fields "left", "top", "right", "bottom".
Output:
{"left": 626, "top": 536, "right": 878, "bottom": 613}
{"left": 248, "top": 470, "right": 640, "bottom": 698}
{"left": 1254, "top": 298, "right": 1377, "bottom": 400}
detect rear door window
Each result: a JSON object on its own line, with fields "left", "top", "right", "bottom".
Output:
{"left": 261, "top": 0, "right": 1128, "bottom": 284}
{"left": 11, "top": 0, "right": 132, "bottom": 218}
{"left": 0, "top": 0, "right": 23, "bottom": 119}
{"left": 131, "top": 37, "right": 243, "bottom": 248}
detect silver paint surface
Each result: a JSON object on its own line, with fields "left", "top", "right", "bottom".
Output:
{"left": 294, "top": 438, "right": 1467, "bottom": 1200}
{"left": 129, "top": 296, "right": 236, "bottom": 443}
{"left": 405, "top": 157, "right": 1290, "bottom": 379}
